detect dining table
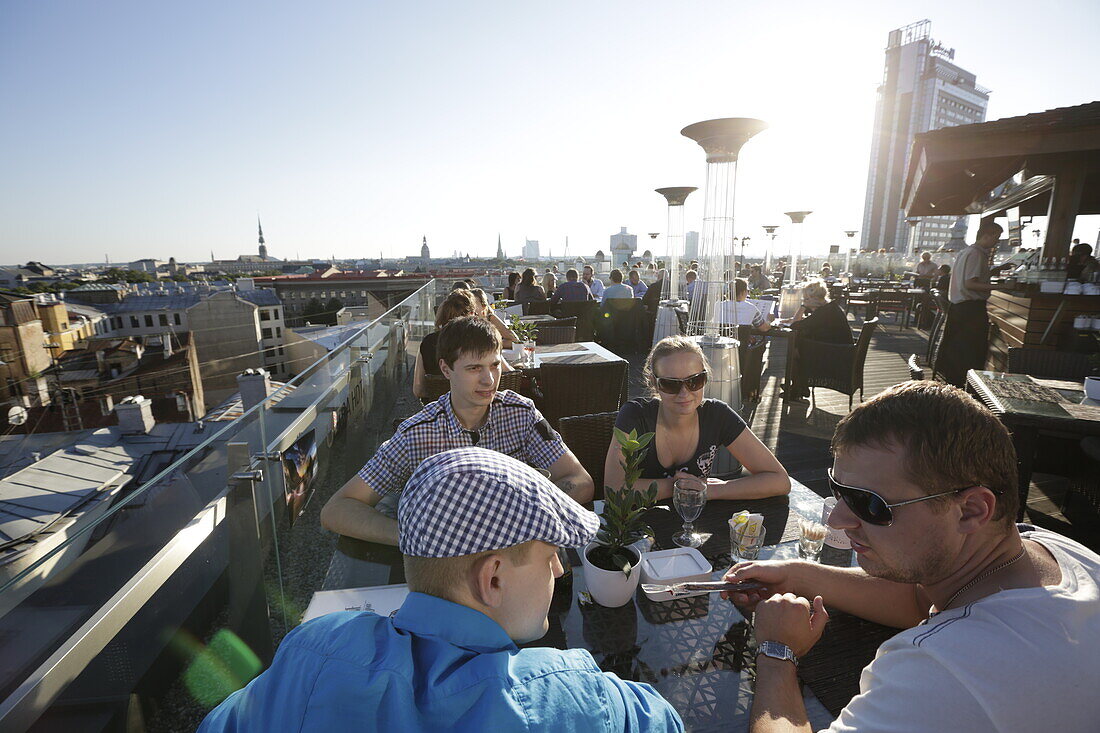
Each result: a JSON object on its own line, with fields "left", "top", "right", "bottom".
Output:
{"left": 966, "top": 369, "right": 1100, "bottom": 520}
{"left": 321, "top": 478, "right": 899, "bottom": 731}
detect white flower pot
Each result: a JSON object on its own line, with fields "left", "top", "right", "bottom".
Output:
{"left": 581, "top": 542, "right": 642, "bottom": 608}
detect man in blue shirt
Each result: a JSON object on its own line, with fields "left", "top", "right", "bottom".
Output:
{"left": 199, "top": 449, "right": 683, "bottom": 732}
{"left": 628, "top": 269, "right": 649, "bottom": 298}
{"left": 582, "top": 264, "right": 605, "bottom": 300}
{"left": 550, "top": 267, "right": 594, "bottom": 303}
{"left": 603, "top": 268, "right": 636, "bottom": 300}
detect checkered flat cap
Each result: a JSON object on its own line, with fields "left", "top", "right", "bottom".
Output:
{"left": 399, "top": 447, "right": 599, "bottom": 557}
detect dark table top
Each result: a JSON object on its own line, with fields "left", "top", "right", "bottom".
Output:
{"left": 322, "top": 481, "right": 899, "bottom": 729}
{"left": 967, "top": 370, "right": 1100, "bottom": 432}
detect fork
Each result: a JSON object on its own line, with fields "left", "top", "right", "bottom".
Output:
{"left": 641, "top": 580, "right": 764, "bottom": 597}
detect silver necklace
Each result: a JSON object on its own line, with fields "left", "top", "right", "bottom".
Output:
{"left": 936, "top": 546, "right": 1027, "bottom": 616}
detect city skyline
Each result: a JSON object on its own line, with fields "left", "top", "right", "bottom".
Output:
{"left": 2, "top": 1, "right": 1099, "bottom": 266}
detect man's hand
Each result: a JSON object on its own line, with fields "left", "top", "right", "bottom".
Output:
{"left": 753, "top": 593, "right": 829, "bottom": 658}
{"left": 720, "top": 560, "right": 800, "bottom": 611}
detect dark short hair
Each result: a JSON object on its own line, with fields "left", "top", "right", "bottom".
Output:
{"left": 435, "top": 290, "right": 477, "bottom": 329}
{"left": 507, "top": 271, "right": 519, "bottom": 286}
{"left": 436, "top": 315, "right": 502, "bottom": 369}
{"left": 566, "top": 268, "right": 579, "bottom": 281}
{"left": 832, "top": 382, "right": 1018, "bottom": 528}
{"left": 977, "top": 221, "right": 1003, "bottom": 239}
{"left": 609, "top": 269, "right": 624, "bottom": 283}
{"left": 1072, "top": 242, "right": 1093, "bottom": 257}
{"left": 582, "top": 264, "right": 593, "bottom": 272}
{"left": 733, "top": 278, "right": 748, "bottom": 298}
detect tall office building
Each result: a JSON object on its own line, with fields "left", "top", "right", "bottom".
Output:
{"left": 861, "top": 20, "right": 990, "bottom": 253}
{"left": 523, "top": 239, "right": 540, "bottom": 260}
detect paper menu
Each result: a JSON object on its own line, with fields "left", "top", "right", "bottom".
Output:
{"left": 302, "top": 583, "right": 410, "bottom": 623}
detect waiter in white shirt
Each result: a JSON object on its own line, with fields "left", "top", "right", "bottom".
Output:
{"left": 935, "top": 221, "right": 1011, "bottom": 386}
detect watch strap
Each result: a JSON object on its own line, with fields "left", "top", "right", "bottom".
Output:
{"left": 757, "top": 640, "right": 798, "bottom": 665}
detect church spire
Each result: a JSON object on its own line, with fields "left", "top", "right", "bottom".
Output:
{"left": 257, "top": 216, "right": 268, "bottom": 259}
{"left": 496, "top": 233, "right": 504, "bottom": 260}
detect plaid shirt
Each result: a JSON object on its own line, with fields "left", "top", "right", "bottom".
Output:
{"left": 359, "top": 390, "right": 568, "bottom": 517}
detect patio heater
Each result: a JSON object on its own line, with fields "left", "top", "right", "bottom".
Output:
{"left": 739, "top": 237, "right": 751, "bottom": 272}
{"left": 762, "top": 225, "right": 779, "bottom": 273}
{"left": 655, "top": 187, "right": 697, "bottom": 301}
{"left": 778, "top": 211, "right": 812, "bottom": 319}
{"left": 681, "top": 117, "right": 767, "bottom": 451}
{"left": 783, "top": 211, "right": 812, "bottom": 286}
{"left": 905, "top": 217, "right": 920, "bottom": 258}
{"left": 844, "top": 230, "right": 858, "bottom": 276}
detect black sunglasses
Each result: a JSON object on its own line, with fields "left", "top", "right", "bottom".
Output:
{"left": 826, "top": 469, "right": 988, "bottom": 527}
{"left": 655, "top": 371, "right": 708, "bottom": 395}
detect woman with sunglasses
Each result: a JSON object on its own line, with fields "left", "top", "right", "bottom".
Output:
{"left": 603, "top": 336, "right": 789, "bottom": 500}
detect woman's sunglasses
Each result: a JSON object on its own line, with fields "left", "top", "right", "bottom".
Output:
{"left": 655, "top": 371, "right": 708, "bottom": 395}
{"left": 827, "top": 469, "right": 987, "bottom": 526}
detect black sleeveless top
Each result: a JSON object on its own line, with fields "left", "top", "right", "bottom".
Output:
{"left": 614, "top": 398, "right": 746, "bottom": 479}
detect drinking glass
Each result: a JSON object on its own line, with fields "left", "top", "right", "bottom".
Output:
{"left": 523, "top": 340, "right": 536, "bottom": 367}
{"left": 797, "top": 519, "right": 827, "bottom": 561}
{"left": 672, "top": 477, "right": 707, "bottom": 547}
{"left": 734, "top": 528, "right": 765, "bottom": 561}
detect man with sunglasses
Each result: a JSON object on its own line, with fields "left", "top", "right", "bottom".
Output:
{"left": 723, "top": 381, "right": 1100, "bottom": 732}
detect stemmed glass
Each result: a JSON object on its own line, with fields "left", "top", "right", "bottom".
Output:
{"left": 672, "top": 477, "right": 707, "bottom": 547}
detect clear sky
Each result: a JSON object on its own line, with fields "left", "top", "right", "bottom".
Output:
{"left": 2, "top": 0, "right": 1098, "bottom": 266}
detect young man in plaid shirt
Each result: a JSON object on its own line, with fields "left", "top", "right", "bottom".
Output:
{"left": 321, "top": 316, "right": 594, "bottom": 545}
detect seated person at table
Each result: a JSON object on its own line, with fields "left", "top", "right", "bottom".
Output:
{"left": 469, "top": 287, "right": 518, "bottom": 347}
{"left": 203, "top": 449, "right": 684, "bottom": 733}
{"left": 915, "top": 250, "right": 938, "bottom": 278}
{"left": 683, "top": 269, "right": 699, "bottom": 302}
{"left": 935, "top": 263, "right": 951, "bottom": 292}
{"left": 717, "top": 278, "right": 772, "bottom": 333}
{"left": 413, "top": 291, "right": 514, "bottom": 401}
{"left": 819, "top": 262, "right": 832, "bottom": 278}
{"left": 513, "top": 267, "right": 546, "bottom": 306}
{"left": 748, "top": 265, "right": 771, "bottom": 292}
{"left": 1068, "top": 241, "right": 1100, "bottom": 281}
{"left": 604, "top": 336, "right": 789, "bottom": 500}
{"left": 582, "top": 264, "right": 605, "bottom": 300}
{"left": 602, "top": 268, "right": 635, "bottom": 300}
{"left": 724, "top": 382, "right": 1100, "bottom": 733}
{"left": 321, "top": 316, "right": 594, "bottom": 545}
{"left": 551, "top": 268, "right": 594, "bottom": 303}
{"left": 542, "top": 271, "right": 557, "bottom": 300}
{"left": 502, "top": 270, "right": 519, "bottom": 300}
{"left": 628, "top": 269, "right": 648, "bottom": 298}
{"left": 783, "top": 279, "right": 852, "bottom": 403}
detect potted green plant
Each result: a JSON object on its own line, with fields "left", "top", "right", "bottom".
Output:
{"left": 508, "top": 315, "right": 539, "bottom": 365}
{"left": 581, "top": 428, "right": 658, "bottom": 607}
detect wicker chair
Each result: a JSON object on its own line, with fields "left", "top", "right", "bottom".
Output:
{"left": 534, "top": 317, "right": 577, "bottom": 345}
{"left": 420, "top": 373, "right": 451, "bottom": 405}
{"left": 737, "top": 324, "right": 768, "bottom": 401}
{"left": 1006, "top": 348, "right": 1093, "bottom": 380}
{"left": 598, "top": 299, "right": 645, "bottom": 354}
{"left": 797, "top": 318, "right": 879, "bottom": 410}
{"left": 870, "top": 291, "right": 910, "bottom": 329}
{"left": 554, "top": 300, "right": 598, "bottom": 340}
{"left": 536, "top": 360, "right": 628, "bottom": 428}
{"left": 522, "top": 300, "right": 551, "bottom": 316}
{"left": 557, "top": 411, "right": 618, "bottom": 500}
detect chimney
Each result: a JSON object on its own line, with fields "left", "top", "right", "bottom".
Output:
{"left": 237, "top": 368, "right": 271, "bottom": 411}
{"left": 115, "top": 395, "right": 155, "bottom": 434}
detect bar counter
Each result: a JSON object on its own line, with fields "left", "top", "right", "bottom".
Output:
{"left": 986, "top": 288, "right": 1100, "bottom": 371}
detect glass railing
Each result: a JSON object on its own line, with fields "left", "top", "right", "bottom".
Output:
{"left": 0, "top": 279, "right": 441, "bottom": 731}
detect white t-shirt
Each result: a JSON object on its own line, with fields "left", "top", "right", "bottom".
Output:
{"left": 826, "top": 526, "right": 1100, "bottom": 733}
{"left": 949, "top": 244, "right": 991, "bottom": 303}
{"left": 716, "top": 299, "right": 764, "bottom": 327}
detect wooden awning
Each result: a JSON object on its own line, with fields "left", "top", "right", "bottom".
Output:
{"left": 903, "top": 102, "right": 1100, "bottom": 217}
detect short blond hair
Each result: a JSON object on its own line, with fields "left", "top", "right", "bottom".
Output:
{"left": 404, "top": 541, "right": 534, "bottom": 602}
{"left": 801, "top": 279, "right": 829, "bottom": 308}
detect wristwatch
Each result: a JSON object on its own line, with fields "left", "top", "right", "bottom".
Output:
{"left": 757, "top": 640, "right": 798, "bottom": 665}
